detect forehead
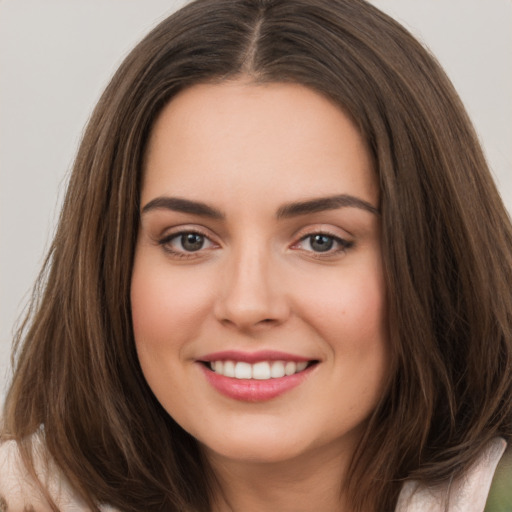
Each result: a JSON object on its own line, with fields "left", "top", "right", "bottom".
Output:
{"left": 142, "top": 79, "right": 378, "bottom": 208}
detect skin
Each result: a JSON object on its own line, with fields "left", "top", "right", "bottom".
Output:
{"left": 131, "top": 79, "right": 388, "bottom": 512}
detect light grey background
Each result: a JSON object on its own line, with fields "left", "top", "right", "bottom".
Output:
{"left": 1, "top": 0, "right": 511, "bottom": 403}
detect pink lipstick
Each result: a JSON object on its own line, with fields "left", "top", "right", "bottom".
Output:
{"left": 198, "top": 350, "right": 318, "bottom": 401}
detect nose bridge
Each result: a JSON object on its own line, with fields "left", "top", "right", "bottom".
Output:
{"left": 215, "top": 239, "right": 287, "bottom": 329}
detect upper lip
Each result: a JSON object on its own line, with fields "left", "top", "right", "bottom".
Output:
{"left": 197, "top": 350, "right": 314, "bottom": 364}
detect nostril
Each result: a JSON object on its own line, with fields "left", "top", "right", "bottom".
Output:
{"left": 256, "top": 318, "right": 279, "bottom": 327}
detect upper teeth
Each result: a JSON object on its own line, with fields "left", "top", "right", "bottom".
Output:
{"left": 209, "top": 360, "right": 308, "bottom": 380}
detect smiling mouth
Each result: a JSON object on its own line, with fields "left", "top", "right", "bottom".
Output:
{"left": 202, "top": 360, "right": 318, "bottom": 380}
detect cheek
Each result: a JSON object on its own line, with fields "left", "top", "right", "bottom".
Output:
{"left": 295, "top": 261, "right": 387, "bottom": 349}
{"left": 130, "top": 256, "right": 215, "bottom": 416}
{"left": 130, "top": 257, "right": 214, "bottom": 351}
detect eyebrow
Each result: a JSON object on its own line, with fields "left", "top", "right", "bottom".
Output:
{"left": 276, "top": 194, "right": 379, "bottom": 218}
{"left": 141, "top": 196, "right": 224, "bottom": 219}
{"left": 141, "top": 194, "right": 379, "bottom": 219}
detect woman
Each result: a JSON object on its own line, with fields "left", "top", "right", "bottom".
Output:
{"left": 1, "top": 0, "right": 511, "bottom": 511}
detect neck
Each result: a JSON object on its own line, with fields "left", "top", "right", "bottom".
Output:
{"left": 206, "top": 440, "right": 356, "bottom": 512}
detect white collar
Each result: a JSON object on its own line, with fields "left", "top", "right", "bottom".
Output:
{"left": 395, "top": 437, "right": 506, "bottom": 512}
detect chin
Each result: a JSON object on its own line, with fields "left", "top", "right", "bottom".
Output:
{"left": 203, "top": 438, "right": 306, "bottom": 465}
{"left": 193, "top": 421, "right": 331, "bottom": 466}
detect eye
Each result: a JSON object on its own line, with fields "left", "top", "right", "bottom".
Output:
{"left": 178, "top": 233, "right": 207, "bottom": 252}
{"left": 307, "top": 234, "right": 335, "bottom": 252}
{"left": 159, "top": 231, "right": 216, "bottom": 256}
{"left": 294, "top": 233, "right": 353, "bottom": 255}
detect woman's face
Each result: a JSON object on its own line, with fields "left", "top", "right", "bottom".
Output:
{"left": 131, "top": 80, "right": 389, "bottom": 466}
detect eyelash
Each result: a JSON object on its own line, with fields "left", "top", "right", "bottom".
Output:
{"left": 293, "top": 232, "right": 353, "bottom": 257}
{"left": 158, "top": 230, "right": 353, "bottom": 259}
{"left": 158, "top": 229, "right": 215, "bottom": 259}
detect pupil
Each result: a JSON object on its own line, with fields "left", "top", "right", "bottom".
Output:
{"left": 182, "top": 233, "right": 204, "bottom": 251}
{"left": 311, "top": 235, "right": 333, "bottom": 252}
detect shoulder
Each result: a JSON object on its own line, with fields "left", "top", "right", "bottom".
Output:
{"left": 0, "top": 434, "right": 119, "bottom": 512}
{"left": 396, "top": 438, "right": 508, "bottom": 512}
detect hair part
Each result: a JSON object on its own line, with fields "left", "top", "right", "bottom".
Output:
{"left": 3, "top": 1, "right": 512, "bottom": 511}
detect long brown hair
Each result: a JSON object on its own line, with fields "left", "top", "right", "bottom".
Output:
{"left": 4, "top": 1, "right": 512, "bottom": 511}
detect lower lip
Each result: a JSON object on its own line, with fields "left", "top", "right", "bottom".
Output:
{"left": 199, "top": 363, "right": 316, "bottom": 402}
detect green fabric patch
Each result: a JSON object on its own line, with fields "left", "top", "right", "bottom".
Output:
{"left": 484, "top": 448, "right": 512, "bottom": 511}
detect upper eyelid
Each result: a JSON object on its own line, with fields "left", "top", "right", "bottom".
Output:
{"left": 290, "top": 223, "right": 353, "bottom": 241}
{"left": 157, "top": 224, "right": 217, "bottom": 241}
{"left": 158, "top": 230, "right": 218, "bottom": 258}
{"left": 159, "top": 231, "right": 219, "bottom": 251}
{"left": 167, "top": 232, "right": 215, "bottom": 245}
{"left": 293, "top": 233, "right": 351, "bottom": 248}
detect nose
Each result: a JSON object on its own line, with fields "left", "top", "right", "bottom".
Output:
{"left": 213, "top": 246, "right": 290, "bottom": 331}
